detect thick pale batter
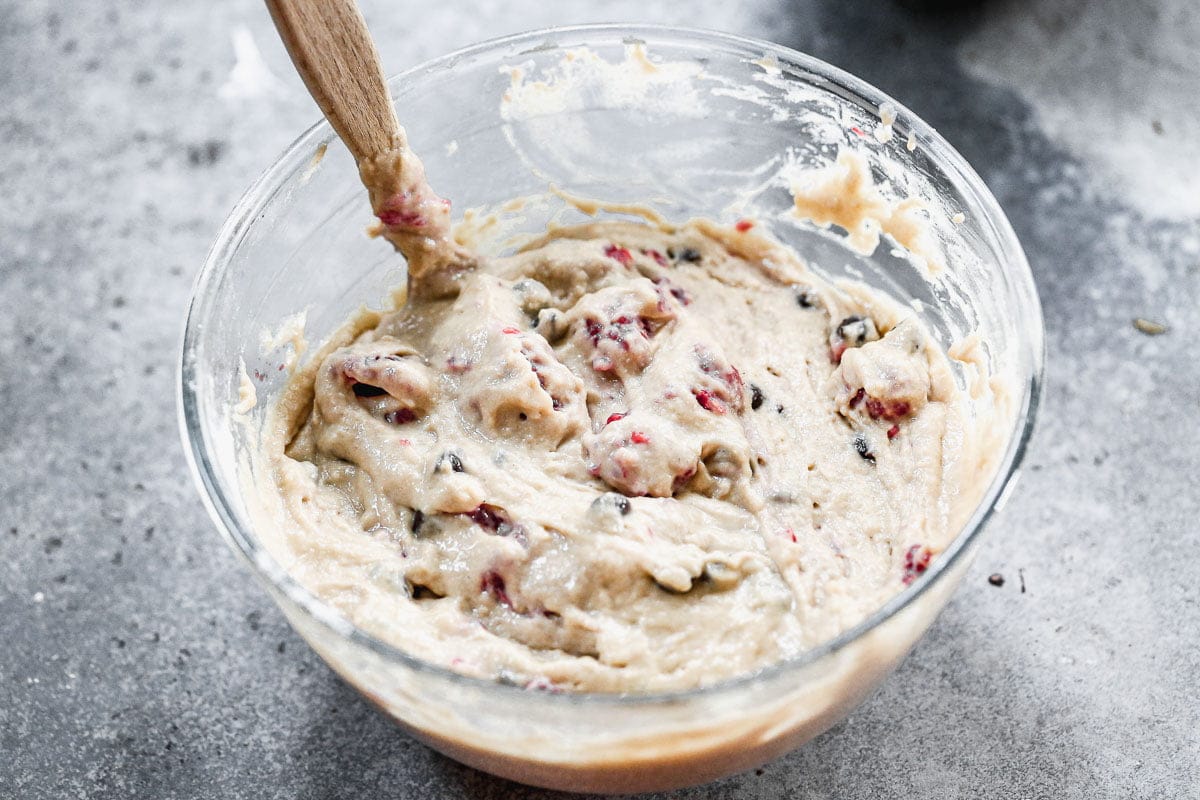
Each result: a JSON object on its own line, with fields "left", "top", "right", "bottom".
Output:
{"left": 262, "top": 137, "right": 970, "bottom": 691}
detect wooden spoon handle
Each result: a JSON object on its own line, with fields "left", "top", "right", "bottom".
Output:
{"left": 265, "top": 0, "right": 402, "bottom": 164}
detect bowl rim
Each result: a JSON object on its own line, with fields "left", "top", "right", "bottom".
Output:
{"left": 178, "top": 22, "right": 1045, "bottom": 706}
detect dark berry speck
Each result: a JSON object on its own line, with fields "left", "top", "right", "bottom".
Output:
{"left": 853, "top": 433, "right": 875, "bottom": 464}
{"left": 436, "top": 451, "right": 465, "bottom": 473}
{"left": 592, "top": 493, "right": 632, "bottom": 516}
{"left": 384, "top": 408, "right": 416, "bottom": 424}
{"left": 588, "top": 491, "right": 628, "bottom": 515}
{"left": 468, "top": 504, "right": 508, "bottom": 532}
{"left": 750, "top": 383, "right": 765, "bottom": 410}
{"left": 352, "top": 382, "right": 387, "bottom": 397}
{"left": 836, "top": 315, "right": 878, "bottom": 346}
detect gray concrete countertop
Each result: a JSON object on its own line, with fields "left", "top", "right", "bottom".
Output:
{"left": 3, "top": 0, "right": 1197, "bottom": 797}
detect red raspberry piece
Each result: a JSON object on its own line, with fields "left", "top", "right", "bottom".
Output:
{"left": 643, "top": 248, "right": 668, "bottom": 266}
{"left": 653, "top": 277, "right": 691, "bottom": 306}
{"left": 866, "top": 397, "right": 912, "bottom": 421}
{"left": 603, "top": 244, "right": 633, "bottom": 266}
{"left": 726, "top": 366, "right": 744, "bottom": 396}
{"left": 376, "top": 192, "right": 426, "bottom": 227}
{"left": 902, "top": 545, "right": 932, "bottom": 585}
{"left": 672, "top": 466, "right": 696, "bottom": 490}
{"left": 378, "top": 209, "right": 425, "bottom": 226}
{"left": 479, "top": 570, "right": 511, "bottom": 606}
{"left": 693, "top": 388, "right": 728, "bottom": 414}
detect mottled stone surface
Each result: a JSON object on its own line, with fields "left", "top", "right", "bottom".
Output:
{"left": 2, "top": 0, "right": 1196, "bottom": 797}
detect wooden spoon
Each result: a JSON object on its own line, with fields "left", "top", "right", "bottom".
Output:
{"left": 265, "top": 0, "right": 471, "bottom": 291}
{"left": 264, "top": 0, "right": 401, "bottom": 164}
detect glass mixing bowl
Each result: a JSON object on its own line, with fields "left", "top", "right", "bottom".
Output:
{"left": 179, "top": 24, "right": 1042, "bottom": 794}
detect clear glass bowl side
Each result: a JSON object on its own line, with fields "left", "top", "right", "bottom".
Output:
{"left": 179, "top": 25, "right": 1042, "bottom": 794}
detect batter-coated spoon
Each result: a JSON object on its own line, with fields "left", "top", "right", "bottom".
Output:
{"left": 265, "top": 0, "right": 473, "bottom": 294}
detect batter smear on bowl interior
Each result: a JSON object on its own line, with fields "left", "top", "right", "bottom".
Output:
{"left": 264, "top": 133, "right": 971, "bottom": 694}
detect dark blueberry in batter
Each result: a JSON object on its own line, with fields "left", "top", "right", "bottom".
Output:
{"left": 854, "top": 433, "right": 876, "bottom": 464}
{"left": 750, "top": 383, "right": 765, "bottom": 411}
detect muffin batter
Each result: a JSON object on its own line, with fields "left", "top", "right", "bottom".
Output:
{"left": 263, "top": 138, "right": 969, "bottom": 692}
